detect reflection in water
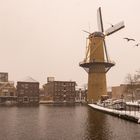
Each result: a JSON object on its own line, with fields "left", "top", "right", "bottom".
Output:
{"left": 0, "top": 105, "right": 140, "bottom": 140}
{"left": 84, "top": 107, "right": 111, "bottom": 140}
{"left": 87, "top": 106, "right": 140, "bottom": 140}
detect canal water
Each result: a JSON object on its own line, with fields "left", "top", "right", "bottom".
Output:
{"left": 0, "top": 104, "right": 140, "bottom": 140}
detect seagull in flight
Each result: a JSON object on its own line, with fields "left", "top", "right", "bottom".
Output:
{"left": 108, "top": 23, "right": 114, "bottom": 27}
{"left": 123, "top": 37, "right": 135, "bottom": 42}
{"left": 134, "top": 43, "right": 140, "bottom": 47}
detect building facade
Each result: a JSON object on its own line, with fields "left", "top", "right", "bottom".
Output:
{"left": 17, "top": 77, "right": 39, "bottom": 105}
{"left": 0, "top": 81, "right": 16, "bottom": 103}
{"left": 0, "top": 82, "right": 16, "bottom": 96}
{"left": 0, "top": 72, "right": 16, "bottom": 104}
{"left": 43, "top": 80, "right": 76, "bottom": 103}
{"left": 111, "top": 84, "right": 140, "bottom": 101}
{"left": 0, "top": 72, "right": 8, "bottom": 82}
{"left": 111, "top": 85, "right": 126, "bottom": 99}
{"left": 75, "top": 88, "right": 87, "bottom": 103}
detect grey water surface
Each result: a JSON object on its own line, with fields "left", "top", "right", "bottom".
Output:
{"left": 0, "top": 105, "right": 140, "bottom": 140}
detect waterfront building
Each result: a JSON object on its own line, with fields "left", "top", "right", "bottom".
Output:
{"left": 0, "top": 81, "right": 16, "bottom": 103}
{"left": 41, "top": 77, "right": 55, "bottom": 101}
{"left": 75, "top": 88, "right": 87, "bottom": 103}
{"left": 0, "top": 81, "right": 16, "bottom": 96}
{"left": 111, "top": 84, "right": 140, "bottom": 101}
{"left": 43, "top": 79, "right": 76, "bottom": 103}
{"left": 39, "top": 87, "right": 47, "bottom": 101}
{"left": 0, "top": 72, "right": 16, "bottom": 104}
{"left": 16, "top": 77, "right": 39, "bottom": 105}
{"left": 111, "top": 85, "right": 126, "bottom": 99}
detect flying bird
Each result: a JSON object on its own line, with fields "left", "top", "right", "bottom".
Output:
{"left": 134, "top": 43, "right": 140, "bottom": 47}
{"left": 108, "top": 23, "right": 114, "bottom": 27}
{"left": 123, "top": 37, "right": 135, "bottom": 42}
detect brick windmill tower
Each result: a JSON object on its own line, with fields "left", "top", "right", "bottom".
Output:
{"left": 79, "top": 7, "right": 125, "bottom": 103}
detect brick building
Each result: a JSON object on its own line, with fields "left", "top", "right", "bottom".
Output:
{"left": 111, "top": 85, "right": 126, "bottom": 99}
{"left": 111, "top": 84, "right": 140, "bottom": 101}
{"left": 17, "top": 77, "right": 39, "bottom": 105}
{"left": 43, "top": 80, "right": 76, "bottom": 103}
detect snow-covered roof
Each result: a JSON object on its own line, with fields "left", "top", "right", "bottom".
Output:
{"left": 18, "top": 76, "right": 38, "bottom": 83}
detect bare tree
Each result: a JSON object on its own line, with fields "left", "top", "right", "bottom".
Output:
{"left": 125, "top": 73, "right": 135, "bottom": 102}
{"left": 82, "top": 83, "right": 88, "bottom": 90}
{"left": 125, "top": 71, "right": 140, "bottom": 102}
{"left": 135, "top": 69, "right": 140, "bottom": 81}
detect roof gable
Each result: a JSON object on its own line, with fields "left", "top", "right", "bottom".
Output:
{"left": 18, "top": 76, "right": 38, "bottom": 83}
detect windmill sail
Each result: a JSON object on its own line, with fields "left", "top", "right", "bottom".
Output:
{"left": 97, "top": 7, "right": 104, "bottom": 32}
{"left": 85, "top": 38, "right": 90, "bottom": 62}
{"left": 103, "top": 40, "right": 109, "bottom": 62}
{"left": 105, "top": 21, "right": 125, "bottom": 36}
{"left": 97, "top": 7, "right": 109, "bottom": 62}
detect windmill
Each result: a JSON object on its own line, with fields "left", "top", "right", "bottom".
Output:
{"left": 79, "top": 7, "right": 125, "bottom": 103}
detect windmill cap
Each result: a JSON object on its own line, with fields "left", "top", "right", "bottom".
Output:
{"left": 89, "top": 32, "right": 104, "bottom": 38}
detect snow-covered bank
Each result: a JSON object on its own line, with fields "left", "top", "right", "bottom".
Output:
{"left": 89, "top": 104, "right": 140, "bottom": 124}
{"left": 39, "top": 100, "right": 55, "bottom": 104}
{"left": 126, "top": 101, "right": 140, "bottom": 107}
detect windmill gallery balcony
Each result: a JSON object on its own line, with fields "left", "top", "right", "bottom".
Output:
{"left": 79, "top": 59, "right": 115, "bottom": 73}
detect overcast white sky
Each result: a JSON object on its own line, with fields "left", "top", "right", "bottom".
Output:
{"left": 0, "top": 0, "right": 140, "bottom": 87}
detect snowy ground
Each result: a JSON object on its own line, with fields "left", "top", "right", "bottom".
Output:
{"left": 126, "top": 101, "right": 140, "bottom": 106}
